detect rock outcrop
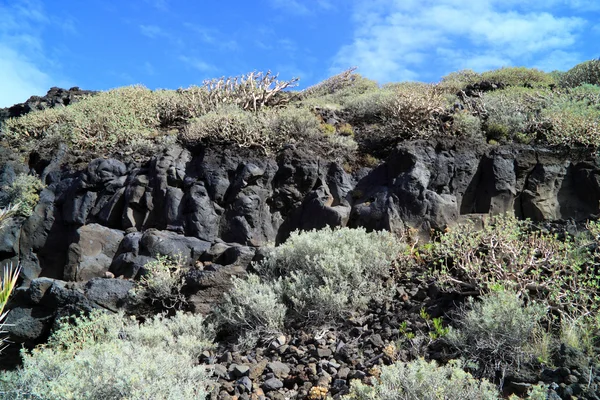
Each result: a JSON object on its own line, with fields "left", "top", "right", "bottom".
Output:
{"left": 2, "top": 138, "right": 600, "bottom": 373}
{"left": 0, "top": 87, "right": 96, "bottom": 124}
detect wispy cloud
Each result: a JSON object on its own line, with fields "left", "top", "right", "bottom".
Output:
{"left": 183, "top": 23, "right": 238, "bottom": 50}
{"left": 0, "top": 1, "right": 69, "bottom": 107}
{"left": 179, "top": 56, "right": 216, "bottom": 73}
{"left": 139, "top": 24, "right": 166, "bottom": 39}
{"left": 267, "top": 0, "right": 334, "bottom": 15}
{"left": 333, "top": 0, "right": 589, "bottom": 82}
{"left": 144, "top": 0, "right": 169, "bottom": 11}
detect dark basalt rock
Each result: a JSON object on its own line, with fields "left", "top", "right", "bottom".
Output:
{"left": 0, "top": 87, "right": 96, "bottom": 124}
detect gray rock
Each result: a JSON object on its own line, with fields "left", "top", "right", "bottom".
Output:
{"left": 229, "top": 364, "right": 250, "bottom": 378}
{"left": 262, "top": 377, "right": 283, "bottom": 391}
{"left": 267, "top": 361, "right": 290, "bottom": 379}
{"left": 84, "top": 278, "right": 134, "bottom": 311}
{"left": 65, "top": 224, "right": 124, "bottom": 281}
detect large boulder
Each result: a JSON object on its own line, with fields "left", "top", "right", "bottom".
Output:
{"left": 65, "top": 224, "right": 124, "bottom": 281}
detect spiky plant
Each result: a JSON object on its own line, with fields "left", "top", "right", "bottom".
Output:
{"left": 0, "top": 263, "right": 21, "bottom": 352}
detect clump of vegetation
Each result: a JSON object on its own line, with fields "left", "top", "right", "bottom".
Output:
{"left": 343, "top": 358, "right": 500, "bottom": 400}
{"left": 481, "top": 87, "right": 553, "bottom": 143}
{"left": 214, "top": 274, "right": 287, "bottom": 349}
{"left": 259, "top": 227, "right": 404, "bottom": 323}
{"left": 541, "top": 84, "right": 600, "bottom": 146}
{"left": 481, "top": 67, "right": 556, "bottom": 88}
{"left": 431, "top": 214, "right": 599, "bottom": 317}
{"left": 3, "top": 59, "right": 600, "bottom": 156}
{"left": 215, "top": 227, "right": 404, "bottom": 345}
{"left": 447, "top": 288, "right": 547, "bottom": 378}
{"left": 451, "top": 110, "right": 482, "bottom": 137}
{"left": 131, "top": 255, "right": 187, "bottom": 311}
{"left": 3, "top": 85, "right": 162, "bottom": 151}
{"left": 438, "top": 69, "right": 482, "bottom": 93}
{"left": 0, "top": 174, "right": 45, "bottom": 217}
{"left": 0, "top": 310, "right": 215, "bottom": 400}
{"left": 559, "top": 59, "right": 600, "bottom": 88}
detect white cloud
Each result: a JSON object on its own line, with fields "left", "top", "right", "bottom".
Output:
{"left": 333, "top": 0, "right": 589, "bottom": 82}
{"left": 0, "top": 44, "right": 52, "bottom": 106}
{"left": 268, "top": 0, "right": 334, "bottom": 15}
{"left": 0, "top": 1, "right": 65, "bottom": 107}
{"left": 179, "top": 56, "right": 216, "bottom": 73}
{"left": 139, "top": 24, "right": 166, "bottom": 39}
{"left": 144, "top": 0, "right": 169, "bottom": 11}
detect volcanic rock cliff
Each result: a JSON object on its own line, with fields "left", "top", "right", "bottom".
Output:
{"left": 2, "top": 134, "right": 600, "bottom": 352}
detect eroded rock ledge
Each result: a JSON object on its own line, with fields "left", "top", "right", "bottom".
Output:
{"left": 2, "top": 139, "right": 599, "bottom": 365}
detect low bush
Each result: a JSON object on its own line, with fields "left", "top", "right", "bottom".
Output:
{"left": 263, "top": 106, "right": 321, "bottom": 139}
{"left": 559, "top": 59, "right": 600, "bottom": 88}
{"left": 0, "top": 174, "right": 45, "bottom": 217}
{"left": 481, "top": 87, "right": 553, "bottom": 143}
{"left": 447, "top": 288, "right": 547, "bottom": 377}
{"left": 258, "top": 227, "right": 404, "bottom": 323}
{"left": 481, "top": 67, "right": 556, "bottom": 88}
{"left": 0, "top": 311, "right": 215, "bottom": 400}
{"left": 214, "top": 274, "right": 287, "bottom": 348}
{"left": 541, "top": 84, "right": 600, "bottom": 146}
{"left": 451, "top": 111, "right": 482, "bottom": 137}
{"left": 180, "top": 104, "right": 266, "bottom": 149}
{"left": 431, "top": 214, "right": 598, "bottom": 316}
{"left": 343, "top": 358, "right": 500, "bottom": 400}
{"left": 131, "top": 255, "right": 187, "bottom": 311}
{"left": 3, "top": 85, "right": 162, "bottom": 151}
{"left": 438, "top": 69, "right": 482, "bottom": 93}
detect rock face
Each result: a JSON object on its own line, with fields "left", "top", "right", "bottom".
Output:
{"left": 2, "top": 139, "right": 600, "bottom": 369}
{"left": 5, "top": 139, "right": 600, "bottom": 282}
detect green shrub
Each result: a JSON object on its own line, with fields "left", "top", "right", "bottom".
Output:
{"left": 559, "top": 59, "right": 600, "bottom": 88}
{"left": 343, "top": 87, "right": 396, "bottom": 121}
{"left": 432, "top": 214, "right": 598, "bottom": 315}
{"left": 438, "top": 69, "right": 482, "bottom": 93}
{"left": 447, "top": 288, "right": 546, "bottom": 377}
{"left": 481, "top": 87, "right": 552, "bottom": 143}
{"left": 301, "top": 68, "right": 379, "bottom": 103}
{"left": 214, "top": 274, "right": 287, "bottom": 348}
{"left": 452, "top": 111, "right": 482, "bottom": 137}
{"left": 0, "top": 311, "right": 215, "bottom": 400}
{"left": 481, "top": 67, "right": 556, "bottom": 88}
{"left": 131, "top": 255, "right": 187, "bottom": 311}
{"left": 3, "top": 85, "right": 162, "bottom": 151}
{"left": 181, "top": 104, "right": 268, "bottom": 149}
{"left": 541, "top": 85, "right": 600, "bottom": 146}
{"left": 343, "top": 358, "right": 500, "bottom": 400}
{"left": 0, "top": 174, "right": 45, "bottom": 217}
{"left": 258, "top": 227, "right": 404, "bottom": 323}
{"left": 264, "top": 106, "right": 321, "bottom": 139}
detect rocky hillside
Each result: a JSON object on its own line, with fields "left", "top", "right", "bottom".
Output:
{"left": 1, "top": 62, "right": 600, "bottom": 399}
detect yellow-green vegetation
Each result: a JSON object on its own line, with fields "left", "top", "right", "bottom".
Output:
{"left": 131, "top": 255, "right": 187, "bottom": 311}
{"left": 343, "top": 358, "right": 500, "bottom": 400}
{"left": 0, "top": 174, "right": 45, "bottom": 217}
{"left": 559, "top": 59, "right": 600, "bottom": 88}
{"left": 3, "top": 59, "right": 600, "bottom": 155}
{"left": 0, "top": 310, "right": 215, "bottom": 399}
{"left": 0, "top": 262, "right": 21, "bottom": 354}
{"left": 447, "top": 288, "right": 547, "bottom": 377}
{"left": 431, "top": 214, "right": 600, "bottom": 317}
{"left": 214, "top": 227, "right": 404, "bottom": 347}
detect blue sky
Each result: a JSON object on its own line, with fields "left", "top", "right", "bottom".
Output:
{"left": 1, "top": 0, "right": 599, "bottom": 107}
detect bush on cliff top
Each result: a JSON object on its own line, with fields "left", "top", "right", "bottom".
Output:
{"left": 3, "top": 59, "right": 600, "bottom": 155}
